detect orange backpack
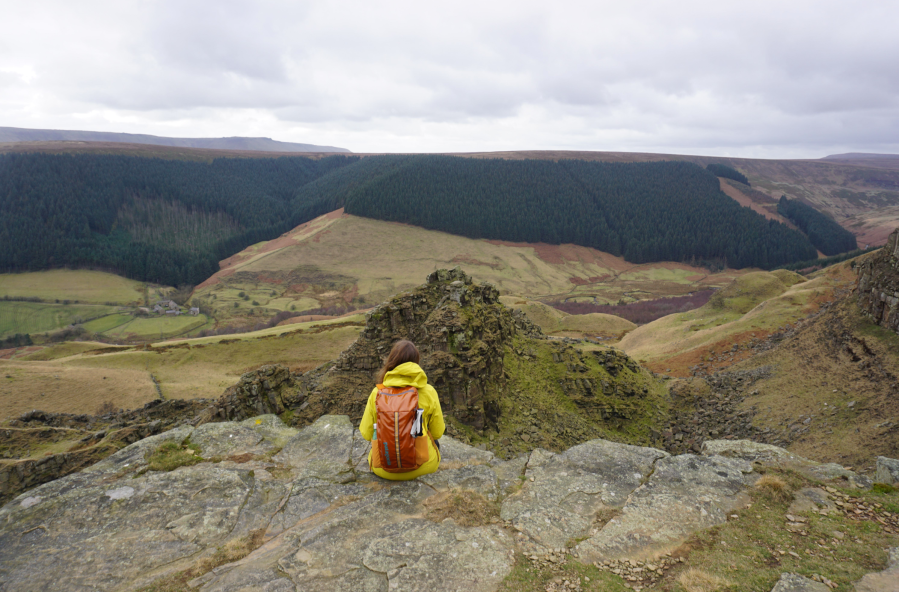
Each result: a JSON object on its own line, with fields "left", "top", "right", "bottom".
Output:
{"left": 371, "top": 385, "right": 432, "bottom": 473}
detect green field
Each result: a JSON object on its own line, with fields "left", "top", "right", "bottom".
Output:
{"left": 0, "top": 301, "right": 122, "bottom": 338}
{"left": 102, "top": 314, "right": 211, "bottom": 341}
{"left": 81, "top": 313, "right": 134, "bottom": 333}
{"left": 0, "top": 270, "right": 147, "bottom": 304}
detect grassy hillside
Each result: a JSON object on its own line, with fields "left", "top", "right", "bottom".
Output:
{"left": 732, "top": 284, "right": 899, "bottom": 469}
{"left": 0, "top": 126, "right": 349, "bottom": 153}
{"left": 193, "top": 210, "right": 747, "bottom": 323}
{"left": 618, "top": 268, "right": 839, "bottom": 372}
{"left": 342, "top": 156, "right": 818, "bottom": 269}
{"left": 498, "top": 296, "right": 635, "bottom": 339}
{"left": 0, "top": 315, "right": 364, "bottom": 419}
{"left": 0, "top": 302, "right": 123, "bottom": 339}
{"left": 0, "top": 269, "right": 146, "bottom": 304}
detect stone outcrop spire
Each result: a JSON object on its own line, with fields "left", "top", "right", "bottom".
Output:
{"left": 857, "top": 228, "right": 899, "bottom": 333}
{"left": 290, "top": 267, "right": 543, "bottom": 431}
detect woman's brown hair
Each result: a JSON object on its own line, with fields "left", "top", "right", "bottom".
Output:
{"left": 377, "top": 340, "right": 420, "bottom": 383}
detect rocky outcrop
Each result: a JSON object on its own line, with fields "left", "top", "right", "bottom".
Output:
{"left": 270, "top": 268, "right": 665, "bottom": 460}
{"left": 854, "top": 547, "right": 899, "bottom": 592}
{"left": 770, "top": 573, "right": 830, "bottom": 592}
{"left": 2, "top": 416, "right": 890, "bottom": 592}
{"left": 290, "top": 267, "right": 542, "bottom": 431}
{"left": 214, "top": 364, "right": 301, "bottom": 422}
{"left": 857, "top": 227, "right": 899, "bottom": 333}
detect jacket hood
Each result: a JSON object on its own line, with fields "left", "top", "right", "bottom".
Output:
{"left": 382, "top": 362, "right": 428, "bottom": 389}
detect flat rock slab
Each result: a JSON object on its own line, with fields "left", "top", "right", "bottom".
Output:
{"left": 854, "top": 547, "right": 899, "bottom": 592}
{"left": 1, "top": 416, "right": 842, "bottom": 592}
{"left": 703, "top": 439, "right": 872, "bottom": 490}
{"left": 421, "top": 464, "right": 500, "bottom": 500}
{"left": 576, "top": 454, "right": 752, "bottom": 561}
{"left": 770, "top": 572, "right": 830, "bottom": 592}
{"left": 191, "top": 422, "right": 270, "bottom": 459}
{"left": 240, "top": 414, "right": 299, "bottom": 448}
{"left": 788, "top": 488, "right": 836, "bottom": 515}
{"left": 274, "top": 415, "right": 355, "bottom": 482}
{"left": 440, "top": 436, "right": 495, "bottom": 465}
{"left": 703, "top": 439, "right": 801, "bottom": 464}
{"left": 501, "top": 440, "right": 667, "bottom": 550}
{"left": 0, "top": 464, "right": 254, "bottom": 591}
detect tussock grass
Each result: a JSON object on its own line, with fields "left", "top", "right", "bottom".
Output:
{"left": 754, "top": 474, "right": 792, "bottom": 502}
{"left": 676, "top": 568, "right": 732, "bottom": 592}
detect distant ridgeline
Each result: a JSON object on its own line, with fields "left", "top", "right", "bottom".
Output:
{"left": 777, "top": 196, "right": 858, "bottom": 256}
{"left": 1, "top": 153, "right": 821, "bottom": 284}
{"left": 344, "top": 156, "right": 817, "bottom": 269}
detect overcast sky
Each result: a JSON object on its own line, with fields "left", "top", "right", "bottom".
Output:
{"left": 2, "top": 1, "right": 897, "bottom": 157}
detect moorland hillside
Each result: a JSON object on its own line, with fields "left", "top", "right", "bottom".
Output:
{"left": 616, "top": 233, "right": 899, "bottom": 471}
{"left": 2, "top": 152, "right": 830, "bottom": 288}
{"left": 191, "top": 209, "right": 749, "bottom": 324}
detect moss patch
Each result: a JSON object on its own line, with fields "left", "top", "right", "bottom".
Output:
{"left": 145, "top": 440, "right": 203, "bottom": 472}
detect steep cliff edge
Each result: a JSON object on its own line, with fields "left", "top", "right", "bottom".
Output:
{"left": 858, "top": 227, "right": 899, "bottom": 333}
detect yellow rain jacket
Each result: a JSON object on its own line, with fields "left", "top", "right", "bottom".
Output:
{"left": 359, "top": 362, "right": 445, "bottom": 480}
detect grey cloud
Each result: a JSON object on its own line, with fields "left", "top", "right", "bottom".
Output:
{"left": 1, "top": 1, "right": 898, "bottom": 155}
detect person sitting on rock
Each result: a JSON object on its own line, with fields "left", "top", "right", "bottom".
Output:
{"left": 359, "top": 340, "right": 445, "bottom": 480}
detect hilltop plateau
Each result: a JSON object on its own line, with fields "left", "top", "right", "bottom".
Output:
{"left": 0, "top": 126, "right": 349, "bottom": 153}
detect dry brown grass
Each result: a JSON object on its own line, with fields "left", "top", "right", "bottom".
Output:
{"left": 676, "top": 568, "right": 732, "bottom": 592}
{"left": 422, "top": 490, "right": 499, "bottom": 527}
{"left": 135, "top": 529, "right": 266, "bottom": 592}
{"left": 753, "top": 474, "right": 792, "bottom": 502}
{"left": 0, "top": 324, "right": 361, "bottom": 419}
{"left": 0, "top": 360, "right": 159, "bottom": 420}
